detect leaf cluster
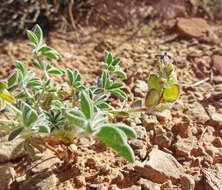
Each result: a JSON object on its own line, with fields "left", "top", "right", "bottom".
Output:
{"left": 145, "top": 53, "right": 180, "bottom": 111}
{"left": 0, "top": 25, "right": 136, "bottom": 163}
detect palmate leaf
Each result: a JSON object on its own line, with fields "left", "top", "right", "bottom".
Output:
{"left": 96, "top": 102, "right": 111, "bottom": 110}
{"left": 102, "top": 71, "right": 110, "bottom": 89}
{"left": 163, "top": 84, "right": 180, "bottom": 102}
{"left": 16, "top": 61, "right": 26, "bottom": 76}
{"left": 33, "top": 24, "right": 43, "bottom": 45}
{"left": 96, "top": 125, "right": 135, "bottom": 163}
{"left": 145, "top": 88, "right": 160, "bottom": 108}
{"left": 112, "top": 58, "right": 120, "bottom": 66}
{"left": 8, "top": 127, "right": 23, "bottom": 141}
{"left": 42, "top": 48, "right": 60, "bottom": 60}
{"left": 109, "top": 89, "right": 127, "bottom": 100}
{"left": 0, "top": 81, "right": 8, "bottom": 93}
{"left": 80, "top": 91, "right": 94, "bottom": 119}
{"left": 46, "top": 64, "right": 64, "bottom": 74}
{"left": 67, "top": 69, "right": 74, "bottom": 84}
{"left": 115, "top": 123, "right": 136, "bottom": 139}
{"left": 0, "top": 89, "right": 16, "bottom": 103}
{"left": 114, "top": 70, "right": 127, "bottom": 79}
{"left": 92, "top": 111, "right": 107, "bottom": 129}
{"left": 109, "top": 143, "right": 135, "bottom": 163}
{"left": 27, "top": 30, "right": 38, "bottom": 46}
{"left": 8, "top": 72, "right": 17, "bottom": 87}
{"left": 148, "top": 74, "right": 161, "bottom": 92}
{"left": 22, "top": 102, "right": 38, "bottom": 127}
{"left": 109, "top": 82, "right": 124, "bottom": 89}
{"left": 96, "top": 125, "right": 125, "bottom": 145}
{"left": 65, "top": 111, "right": 87, "bottom": 129}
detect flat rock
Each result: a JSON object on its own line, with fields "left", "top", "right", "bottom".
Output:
{"left": 172, "top": 116, "right": 190, "bottom": 138}
{"left": 177, "top": 18, "right": 210, "bottom": 38}
{"left": 135, "top": 148, "right": 184, "bottom": 184}
{"left": 142, "top": 115, "right": 159, "bottom": 130}
{"left": 213, "top": 55, "right": 222, "bottom": 75}
{"left": 186, "top": 102, "right": 209, "bottom": 124}
{"left": 19, "top": 172, "right": 57, "bottom": 190}
{"left": 174, "top": 137, "right": 194, "bottom": 159}
{"left": 133, "top": 80, "right": 148, "bottom": 97}
{"left": 28, "top": 149, "right": 61, "bottom": 174}
{"left": 0, "top": 137, "right": 25, "bottom": 163}
{"left": 203, "top": 164, "right": 222, "bottom": 190}
{"left": 155, "top": 110, "right": 172, "bottom": 124}
{"left": 154, "top": 132, "right": 173, "bottom": 148}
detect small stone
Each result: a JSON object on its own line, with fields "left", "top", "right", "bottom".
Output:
{"left": 135, "top": 148, "right": 184, "bottom": 184}
{"left": 133, "top": 80, "right": 148, "bottom": 97}
{"left": 133, "top": 125, "right": 147, "bottom": 140}
{"left": 174, "top": 137, "right": 194, "bottom": 159}
{"left": 203, "top": 164, "right": 222, "bottom": 190}
{"left": 186, "top": 102, "right": 209, "bottom": 124}
{"left": 86, "top": 156, "right": 96, "bottom": 167}
{"left": 155, "top": 110, "right": 172, "bottom": 124}
{"left": 0, "top": 137, "right": 25, "bottom": 163}
{"left": 137, "top": 178, "right": 161, "bottom": 190}
{"left": 177, "top": 18, "right": 211, "bottom": 38}
{"left": 142, "top": 115, "right": 159, "bottom": 130}
{"left": 213, "top": 55, "right": 222, "bottom": 75}
{"left": 154, "top": 132, "right": 173, "bottom": 148}
{"left": 78, "top": 136, "right": 94, "bottom": 147}
{"left": 20, "top": 172, "right": 57, "bottom": 190}
{"left": 172, "top": 116, "right": 190, "bottom": 138}
{"left": 0, "top": 163, "right": 16, "bottom": 190}
{"left": 212, "top": 137, "right": 222, "bottom": 148}
{"left": 129, "top": 139, "right": 144, "bottom": 149}
{"left": 180, "top": 174, "right": 195, "bottom": 190}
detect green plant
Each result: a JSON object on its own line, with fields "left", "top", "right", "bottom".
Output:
{"left": 0, "top": 24, "right": 136, "bottom": 163}
{"left": 0, "top": 25, "right": 180, "bottom": 164}
{"left": 145, "top": 52, "right": 180, "bottom": 111}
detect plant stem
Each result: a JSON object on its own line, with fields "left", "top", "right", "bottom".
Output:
{"left": 127, "top": 107, "right": 148, "bottom": 113}
{"left": 72, "top": 88, "right": 76, "bottom": 107}
{"left": 0, "top": 119, "right": 19, "bottom": 125}
{"left": 5, "top": 101, "right": 22, "bottom": 116}
{"left": 24, "top": 87, "right": 34, "bottom": 100}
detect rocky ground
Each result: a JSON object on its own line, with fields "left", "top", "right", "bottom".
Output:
{"left": 0, "top": 16, "right": 222, "bottom": 190}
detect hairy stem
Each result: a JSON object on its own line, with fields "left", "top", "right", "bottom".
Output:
{"left": 0, "top": 119, "right": 19, "bottom": 125}
{"left": 5, "top": 101, "right": 22, "bottom": 116}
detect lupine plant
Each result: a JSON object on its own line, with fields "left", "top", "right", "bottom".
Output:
{"left": 0, "top": 25, "right": 180, "bottom": 163}
{"left": 0, "top": 24, "right": 136, "bottom": 163}
{"left": 145, "top": 52, "right": 180, "bottom": 111}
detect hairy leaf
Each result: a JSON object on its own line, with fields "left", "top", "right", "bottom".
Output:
{"left": 109, "top": 89, "right": 127, "bottom": 100}
{"left": 8, "top": 127, "right": 23, "bottom": 141}
{"left": 80, "top": 91, "right": 94, "bottom": 119}
{"left": 163, "top": 84, "right": 180, "bottom": 102}
{"left": 148, "top": 74, "right": 161, "bottom": 92}
{"left": 27, "top": 30, "right": 38, "bottom": 46}
{"left": 145, "top": 88, "right": 160, "bottom": 108}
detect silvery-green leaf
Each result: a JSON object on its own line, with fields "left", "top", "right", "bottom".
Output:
{"left": 80, "top": 91, "right": 94, "bottom": 119}
{"left": 8, "top": 127, "right": 23, "bottom": 141}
